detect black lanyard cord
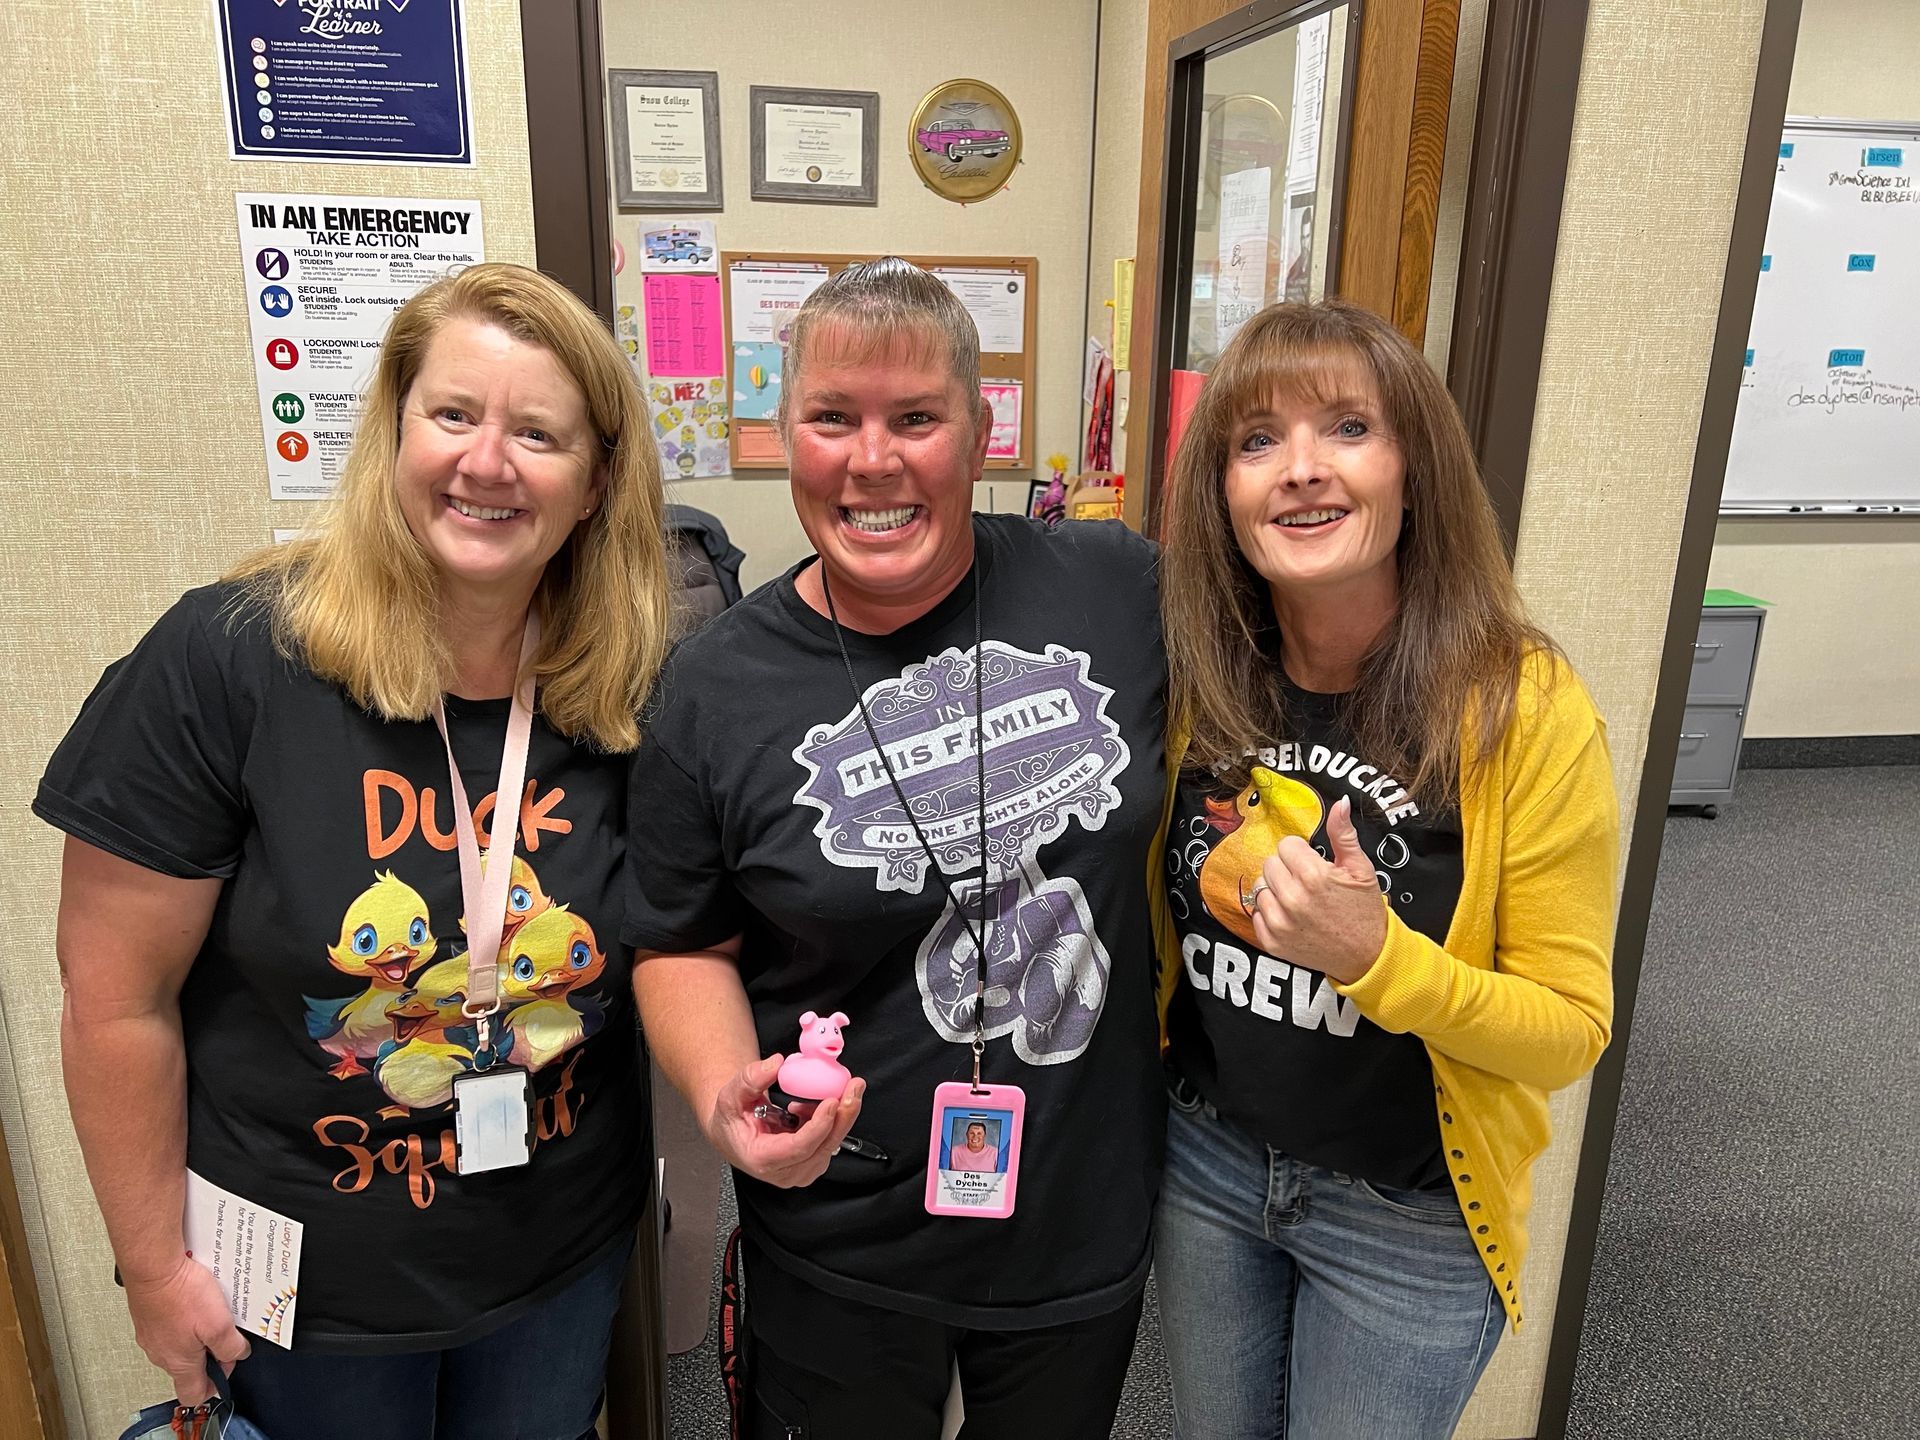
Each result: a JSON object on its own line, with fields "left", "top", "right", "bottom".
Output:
{"left": 821, "top": 557, "right": 992, "bottom": 1088}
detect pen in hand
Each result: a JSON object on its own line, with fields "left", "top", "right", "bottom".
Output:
{"left": 753, "top": 1100, "right": 890, "bottom": 1162}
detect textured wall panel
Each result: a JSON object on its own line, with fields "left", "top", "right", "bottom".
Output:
{"left": 0, "top": 2, "right": 534, "bottom": 1433}
{"left": 1454, "top": 2, "right": 1768, "bottom": 1435}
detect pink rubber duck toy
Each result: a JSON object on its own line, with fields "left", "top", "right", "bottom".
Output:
{"left": 777, "top": 1010, "right": 853, "bottom": 1102}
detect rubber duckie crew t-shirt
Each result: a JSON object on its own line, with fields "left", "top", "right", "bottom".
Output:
{"left": 35, "top": 584, "right": 647, "bottom": 1351}
{"left": 1164, "top": 676, "right": 1462, "bottom": 1191}
{"left": 625, "top": 515, "right": 1168, "bottom": 1328}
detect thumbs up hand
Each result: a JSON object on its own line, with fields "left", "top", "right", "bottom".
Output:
{"left": 1248, "top": 796, "right": 1388, "bottom": 984}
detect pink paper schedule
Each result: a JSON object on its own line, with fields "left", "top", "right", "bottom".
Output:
{"left": 643, "top": 274, "right": 724, "bottom": 377}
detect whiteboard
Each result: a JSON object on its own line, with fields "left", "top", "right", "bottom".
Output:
{"left": 1722, "top": 119, "right": 1920, "bottom": 513}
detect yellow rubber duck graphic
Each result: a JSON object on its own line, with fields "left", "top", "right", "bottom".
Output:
{"left": 499, "top": 906, "right": 606, "bottom": 1071}
{"left": 374, "top": 954, "right": 476, "bottom": 1116}
{"left": 307, "top": 872, "right": 438, "bottom": 1079}
{"left": 1197, "top": 767, "right": 1325, "bottom": 949}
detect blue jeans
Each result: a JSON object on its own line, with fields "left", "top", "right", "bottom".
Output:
{"left": 1155, "top": 1095, "right": 1501, "bottom": 1440}
{"left": 226, "top": 1234, "right": 633, "bottom": 1440}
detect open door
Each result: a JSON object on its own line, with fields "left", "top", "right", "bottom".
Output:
{"left": 1124, "top": 0, "right": 1463, "bottom": 529}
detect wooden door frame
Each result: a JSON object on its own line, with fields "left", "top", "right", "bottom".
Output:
{"left": 1125, "top": 0, "right": 1464, "bottom": 530}
{"left": 0, "top": 1114, "right": 63, "bottom": 1440}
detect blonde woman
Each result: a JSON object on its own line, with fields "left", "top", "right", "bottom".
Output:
{"left": 1155, "top": 300, "right": 1617, "bottom": 1437}
{"left": 38, "top": 264, "right": 670, "bottom": 1438}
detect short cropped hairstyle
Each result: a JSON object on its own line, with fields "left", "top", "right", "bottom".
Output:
{"left": 776, "top": 257, "right": 988, "bottom": 435}
{"left": 1161, "top": 299, "right": 1556, "bottom": 804}
{"left": 227, "top": 262, "right": 671, "bottom": 752}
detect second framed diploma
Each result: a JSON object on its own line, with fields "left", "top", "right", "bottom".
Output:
{"left": 749, "top": 87, "right": 880, "bottom": 206}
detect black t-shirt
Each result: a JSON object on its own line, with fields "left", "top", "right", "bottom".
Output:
{"left": 1164, "top": 677, "right": 1462, "bottom": 1190}
{"left": 35, "top": 584, "right": 647, "bottom": 1352}
{"left": 625, "top": 515, "right": 1167, "bottom": 1329}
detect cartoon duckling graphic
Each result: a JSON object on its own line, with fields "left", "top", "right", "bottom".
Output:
{"left": 498, "top": 906, "right": 606, "bottom": 1071}
{"left": 306, "top": 871, "right": 437, "bottom": 1079}
{"left": 460, "top": 855, "right": 553, "bottom": 948}
{"left": 373, "top": 954, "right": 477, "bottom": 1117}
{"left": 1197, "top": 766, "right": 1325, "bottom": 949}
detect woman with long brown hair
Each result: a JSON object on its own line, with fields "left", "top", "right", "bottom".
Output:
{"left": 38, "top": 263, "right": 670, "bottom": 1437}
{"left": 1154, "top": 299, "right": 1618, "bottom": 1437}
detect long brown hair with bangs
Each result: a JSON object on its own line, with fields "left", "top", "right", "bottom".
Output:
{"left": 226, "top": 263, "right": 671, "bottom": 752}
{"left": 1161, "top": 299, "right": 1555, "bottom": 804}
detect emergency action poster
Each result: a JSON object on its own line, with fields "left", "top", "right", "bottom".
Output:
{"left": 213, "top": 0, "right": 473, "bottom": 165}
{"left": 236, "top": 193, "right": 485, "bottom": 500}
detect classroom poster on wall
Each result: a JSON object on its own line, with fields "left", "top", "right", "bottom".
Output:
{"left": 648, "top": 376, "right": 730, "bottom": 478}
{"left": 213, "top": 1, "right": 474, "bottom": 165}
{"left": 234, "top": 192, "right": 485, "bottom": 499}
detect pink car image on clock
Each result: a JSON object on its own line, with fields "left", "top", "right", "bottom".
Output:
{"left": 918, "top": 118, "right": 1011, "bottom": 162}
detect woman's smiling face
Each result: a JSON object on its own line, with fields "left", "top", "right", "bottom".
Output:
{"left": 784, "top": 321, "right": 989, "bottom": 619}
{"left": 1222, "top": 367, "right": 1406, "bottom": 605}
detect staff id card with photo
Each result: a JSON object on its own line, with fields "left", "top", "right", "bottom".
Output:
{"left": 924, "top": 1081, "right": 1025, "bottom": 1219}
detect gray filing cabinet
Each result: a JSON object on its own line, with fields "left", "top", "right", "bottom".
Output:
{"left": 1670, "top": 602, "right": 1767, "bottom": 816}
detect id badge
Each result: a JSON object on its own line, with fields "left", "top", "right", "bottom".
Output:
{"left": 452, "top": 1067, "right": 533, "bottom": 1174}
{"left": 924, "top": 1081, "right": 1025, "bottom": 1219}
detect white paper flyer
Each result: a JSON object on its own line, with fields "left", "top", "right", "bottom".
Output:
{"left": 185, "top": 1169, "right": 303, "bottom": 1347}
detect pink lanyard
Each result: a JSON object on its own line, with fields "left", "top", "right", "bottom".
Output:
{"left": 431, "top": 616, "right": 540, "bottom": 1057}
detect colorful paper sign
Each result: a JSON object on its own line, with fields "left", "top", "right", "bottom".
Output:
{"left": 643, "top": 274, "right": 725, "bottom": 378}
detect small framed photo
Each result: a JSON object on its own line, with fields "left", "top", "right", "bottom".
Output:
{"left": 609, "top": 68, "right": 723, "bottom": 211}
{"left": 750, "top": 86, "right": 881, "bottom": 205}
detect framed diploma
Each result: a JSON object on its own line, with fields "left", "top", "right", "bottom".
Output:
{"left": 609, "top": 69, "right": 723, "bottom": 210}
{"left": 749, "top": 86, "right": 880, "bottom": 205}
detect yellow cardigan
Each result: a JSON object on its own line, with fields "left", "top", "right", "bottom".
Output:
{"left": 1152, "top": 653, "right": 1619, "bottom": 1331}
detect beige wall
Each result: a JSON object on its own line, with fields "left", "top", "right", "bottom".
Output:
{"left": 1457, "top": 1, "right": 1770, "bottom": 1434}
{"left": 601, "top": 0, "right": 1101, "bottom": 591}
{"left": 0, "top": 2, "right": 536, "bottom": 1433}
{"left": 1706, "top": 0, "right": 1920, "bottom": 737}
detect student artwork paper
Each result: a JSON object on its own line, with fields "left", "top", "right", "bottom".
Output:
{"left": 638, "top": 219, "right": 718, "bottom": 273}
{"left": 732, "top": 341, "right": 785, "bottom": 422}
{"left": 648, "top": 376, "right": 730, "bottom": 478}
{"left": 185, "top": 1169, "right": 302, "bottom": 1347}
{"left": 982, "top": 380, "right": 1022, "bottom": 461}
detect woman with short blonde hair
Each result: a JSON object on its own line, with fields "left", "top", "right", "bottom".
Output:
{"left": 1155, "top": 299, "right": 1617, "bottom": 1437}
{"left": 40, "top": 262, "right": 670, "bottom": 1437}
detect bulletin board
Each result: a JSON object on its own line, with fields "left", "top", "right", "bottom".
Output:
{"left": 720, "top": 251, "right": 1039, "bottom": 471}
{"left": 1723, "top": 119, "right": 1920, "bottom": 512}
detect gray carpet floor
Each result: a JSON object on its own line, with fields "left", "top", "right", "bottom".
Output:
{"left": 666, "top": 766, "right": 1920, "bottom": 1438}
{"left": 1565, "top": 766, "right": 1920, "bottom": 1439}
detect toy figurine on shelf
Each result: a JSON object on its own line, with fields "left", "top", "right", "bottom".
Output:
{"left": 1034, "top": 452, "right": 1070, "bottom": 527}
